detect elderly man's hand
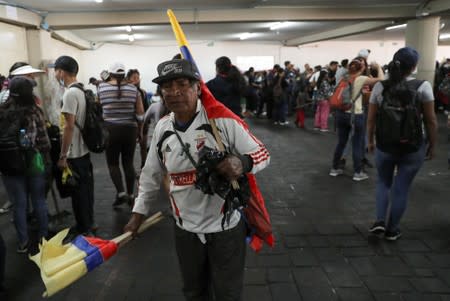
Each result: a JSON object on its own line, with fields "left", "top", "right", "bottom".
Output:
{"left": 216, "top": 155, "right": 243, "bottom": 181}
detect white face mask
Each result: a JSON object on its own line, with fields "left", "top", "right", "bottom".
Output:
{"left": 59, "top": 79, "right": 65, "bottom": 87}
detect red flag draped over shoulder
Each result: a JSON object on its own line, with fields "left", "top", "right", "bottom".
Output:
{"left": 167, "top": 9, "right": 274, "bottom": 252}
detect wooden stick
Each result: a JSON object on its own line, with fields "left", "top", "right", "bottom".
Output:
{"left": 112, "top": 211, "right": 164, "bottom": 248}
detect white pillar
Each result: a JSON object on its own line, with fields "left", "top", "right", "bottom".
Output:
{"left": 405, "top": 17, "right": 440, "bottom": 86}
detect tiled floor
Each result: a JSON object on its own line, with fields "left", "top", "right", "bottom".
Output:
{"left": 1, "top": 112, "right": 450, "bottom": 300}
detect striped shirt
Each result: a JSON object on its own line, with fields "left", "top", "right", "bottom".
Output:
{"left": 98, "top": 82, "right": 138, "bottom": 126}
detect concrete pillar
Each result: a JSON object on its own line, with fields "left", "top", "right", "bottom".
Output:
{"left": 26, "top": 29, "right": 62, "bottom": 124}
{"left": 405, "top": 17, "right": 440, "bottom": 86}
{"left": 26, "top": 29, "right": 45, "bottom": 99}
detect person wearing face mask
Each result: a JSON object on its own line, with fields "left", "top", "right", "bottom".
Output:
{"left": 54, "top": 55, "right": 96, "bottom": 237}
{"left": 0, "top": 62, "right": 44, "bottom": 105}
{"left": 0, "top": 62, "right": 45, "bottom": 215}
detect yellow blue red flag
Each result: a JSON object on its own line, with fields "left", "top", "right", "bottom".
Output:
{"left": 30, "top": 229, "right": 117, "bottom": 297}
{"left": 167, "top": 9, "right": 274, "bottom": 252}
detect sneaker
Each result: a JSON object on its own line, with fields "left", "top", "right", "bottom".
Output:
{"left": 313, "top": 127, "right": 320, "bottom": 131}
{"left": 0, "top": 201, "right": 12, "bottom": 214}
{"left": 320, "top": 128, "right": 329, "bottom": 132}
{"left": 16, "top": 241, "right": 28, "bottom": 254}
{"left": 385, "top": 229, "right": 402, "bottom": 241}
{"left": 329, "top": 168, "right": 344, "bottom": 177}
{"left": 369, "top": 221, "right": 386, "bottom": 234}
{"left": 353, "top": 172, "right": 369, "bottom": 181}
{"left": 113, "top": 193, "right": 128, "bottom": 208}
{"left": 279, "top": 121, "right": 290, "bottom": 126}
{"left": 273, "top": 121, "right": 279, "bottom": 125}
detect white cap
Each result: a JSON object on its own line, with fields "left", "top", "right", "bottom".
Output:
{"left": 10, "top": 65, "right": 45, "bottom": 76}
{"left": 108, "top": 62, "right": 126, "bottom": 74}
{"left": 357, "top": 49, "right": 370, "bottom": 59}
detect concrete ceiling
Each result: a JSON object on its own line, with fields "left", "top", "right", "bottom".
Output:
{"left": 1, "top": 0, "right": 450, "bottom": 47}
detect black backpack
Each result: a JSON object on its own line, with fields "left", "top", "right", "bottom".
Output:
{"left": 72, "top": 83, "right": 108, "bottom": 153}
{"left": 0, "top": 103, "right": 26, "bottom": 175}
{"left": 376, "top": 79, "right": 425, "bottom": 155}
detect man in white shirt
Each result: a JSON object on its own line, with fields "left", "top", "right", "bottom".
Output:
{"left": 55, "top": 55, "right": 95, "bottom": 236}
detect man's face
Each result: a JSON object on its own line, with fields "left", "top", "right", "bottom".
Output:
{"left": 330, "top": 64, "right": 338, "bottom": 71}
{"left": 129, "top": 73, "right": 140, "bottom": 85}
{"left": 160, "top": 77, "right": 199, "bottom": 115}
{"left": 54, "top": 69, "right": 64, "bottom": 82}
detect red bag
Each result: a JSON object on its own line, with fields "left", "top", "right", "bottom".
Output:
{"left": 329, "top": 76, "right": 356, "bottom": 110}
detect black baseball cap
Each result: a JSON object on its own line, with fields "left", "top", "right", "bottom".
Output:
{"left": 152, "top": 59, "right": 201, "bottom": 84}
{"left": 53, "top": 55, "right": 79, "bottom": 74}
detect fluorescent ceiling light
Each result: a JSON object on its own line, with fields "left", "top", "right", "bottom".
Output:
{"left": 239, "top": 32, "right": 256, "bottom": 40}
{"left": 385, "top": 24, "right": 407, "bottom": 31}
{"left": 440, "top": 33, "right": 450, "bottom": 40}
{"left": 270, "top": 21, "right": 291, "bottom": 31}
{"left": 95, "top": 0, "right": 103, "bottom": 3}
{"left": 126, "top": 25, "right": 132, "bottom": 32}
{"left": 128, "top": 34, "right": 135, "bottom": 42}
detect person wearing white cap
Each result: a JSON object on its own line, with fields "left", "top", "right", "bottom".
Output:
{"left": 0, "top": 62, "right": 45, "bottom": 104}
{"left": 0, "top": 62, "right": 45, "bottom": 215}
{"left": 97, "top": 62, "right": 144, "bottom": 208}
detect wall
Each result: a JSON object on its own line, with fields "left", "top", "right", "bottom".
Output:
{"left": 80, "top": 41, "right": 284, "bottom": 92}
{"left": 80, "top": 39, "right": 425, "bottom": 93}
{"left": 0, "top": 22, "right": 28, "bottom": 75}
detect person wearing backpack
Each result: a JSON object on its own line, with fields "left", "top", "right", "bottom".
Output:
{"left": 97, "top": 62, "right": 145, "bottom": 208}
{"left": 313, "top": 70, "right": 333, "bottom": 131}
{"left": 127, "top": 68, "right": 149, "bottom": 168}
{"left": 0, "top": 76, "right": 51, "bottom": 253}
{"left": 55, "top": 55, "right": 96, "bottom": 237}
{"left": 367, "top": 47, "right": 438, "bottom": 241}
{"left": 329, "top": 58, "right": 383, "bottom": 181}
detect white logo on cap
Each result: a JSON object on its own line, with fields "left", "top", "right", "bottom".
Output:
{"left": 161, "top": 63, "right": 183, "bottom": 76}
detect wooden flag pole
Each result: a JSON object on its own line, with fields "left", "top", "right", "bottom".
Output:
{"left": 112, "top": 211, "right": 164, "bottom": 248}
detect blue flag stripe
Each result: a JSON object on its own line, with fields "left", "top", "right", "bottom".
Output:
{"left": 72, "top": 235, "right": 104, "bottom": 272}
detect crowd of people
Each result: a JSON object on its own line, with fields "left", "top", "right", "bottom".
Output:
{"left": 0, "top": 45, "right": 449, "bottom": 299}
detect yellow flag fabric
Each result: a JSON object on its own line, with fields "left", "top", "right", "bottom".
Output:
{"left": 30, "top": 229, "right": 118, "bottom": 297}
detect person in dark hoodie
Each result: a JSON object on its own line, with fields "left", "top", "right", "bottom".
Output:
{"left": 206, "top": 56, "right": 246, "bottom": 118}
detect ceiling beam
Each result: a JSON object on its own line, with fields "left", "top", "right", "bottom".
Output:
{"left": 45, "top": 7, "right": 419, "bottom": 29}
{"left": 52, "top": 30, "right": 92, "bottom": 50}
{"left": 421, "top": 0, "right": 450, "bottom": 16}
{"left": 285, "top": 21, "right": 394, "bottom": 46}
{"left": 0, "top": 4, "right": 41, "bottom": 28}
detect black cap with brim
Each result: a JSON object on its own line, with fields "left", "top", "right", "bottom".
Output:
{"left": 152, "top": 59, "right": 201, "bottom": 84}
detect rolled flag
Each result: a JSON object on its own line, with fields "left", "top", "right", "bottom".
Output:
{"left": 167, "top": 9, "right": 274, "bottom": 252}
{"left": 30, "top": 211, "right": 164, "bottom": 297}
{"left": 29, "top": 229, "right": 117, "bottom": 297}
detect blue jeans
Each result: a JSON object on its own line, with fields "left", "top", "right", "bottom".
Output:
{"left": 375, "top": 146, "right": 425, "bottom": 231}
{"left": 332, "top": 111, "right": 365, "bottom": 173}
{"left": 274, "top": 93, "right": 288, "bottom": 123}
{"left": 2, "top": 174, "right": 48, "bottom": 245}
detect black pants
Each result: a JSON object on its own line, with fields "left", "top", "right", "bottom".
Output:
{"left": 105, "top": 124, "right": 137, "bottom": 196}
{"left": 0, "top": 233, "right": 5, "bottom": 289}
{"left": 68, "top": 154, "right": 94, "bottom": 233}
{"left": 174, "top": 219, "right": 246, "bottom": 301}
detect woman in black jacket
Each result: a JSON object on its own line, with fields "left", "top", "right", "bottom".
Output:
{"left": 206, "top": 56, "right": 246, "bottom": 118}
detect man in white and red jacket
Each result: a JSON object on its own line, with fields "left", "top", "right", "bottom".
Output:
{"left": 125, "top": 58, "right": 270, "bottom": 300}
